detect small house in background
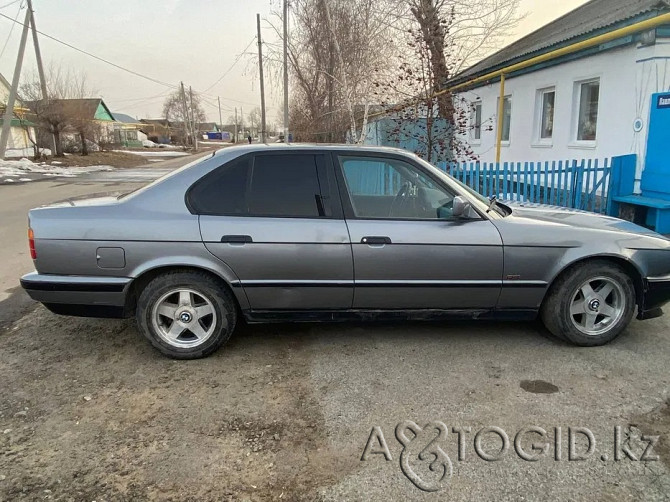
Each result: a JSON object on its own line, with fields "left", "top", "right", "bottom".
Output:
{"left": 140, "top": 119, "right": 175, "bottom": 144}
{"left": 53, "top": 98, "right": 116, "bottom": 151}
{"left": 358, "top": 104, "right": 454, "bottom": 163}
{"left": 112, "top": 112, "right": 148, "bottom": 147}
{"left": 451, "top": 0, "right": 670, "bottom": 179}
{"left": 0, "top": 72, "right": 38, "bottom": 155}
{"left": 197, "top": 122, "right": 220, "bottom": 134}
{"left": 219, "top": 124, "right": 241, "bottom": 142}
{"left": 198, "top": 122, "right": 231, "bottom": 141}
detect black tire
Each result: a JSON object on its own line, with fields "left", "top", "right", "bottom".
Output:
{"left": 136, "top": 271, "right": 237, "bottom": 359}
{"left": 541, "top": 261, "right": 636, "bottom": 346}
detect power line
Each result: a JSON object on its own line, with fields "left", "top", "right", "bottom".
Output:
{"left": 0, "top": 1, "right": 22, "bottom": 60}
{"left": 199, "top": 94, "right": 232, "bottom": 112}
{"left": 0, "top": 10, "right": 178, "bottom": 89}
{"left": 201, "top": 36, "right": 256, "bottom": 93}
{"left": 0, "top": 8, "right": 266, "bottom": 115}
{"left": 0, "top": 0, "right": 21, "bottom": 10}
{"left": 112, "top": 92, "right": 171, "bottom": 104}
{"left": 202, "top": 91, "right": 260, "bottom": 107}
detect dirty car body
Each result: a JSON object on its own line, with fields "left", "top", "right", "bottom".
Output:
{"left": 20, "top": 144, "right": 670, "bottom": 358}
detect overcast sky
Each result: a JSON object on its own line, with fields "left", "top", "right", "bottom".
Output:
{"left": 0, "top": 0, "right": 589, "bottom": 123}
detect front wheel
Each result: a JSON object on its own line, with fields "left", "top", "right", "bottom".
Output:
{"left": 541, "top": 261, "right": 636, "bottom": 346}
{"left": 136, "top": 271, "right": 237, "bottom": 359}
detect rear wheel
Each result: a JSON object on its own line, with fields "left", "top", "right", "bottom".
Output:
{"left": 136, "top": 271, "right": 237, "bottom": 359}
{"left": 541, "top": 261, "right": 636, "bottom": 346}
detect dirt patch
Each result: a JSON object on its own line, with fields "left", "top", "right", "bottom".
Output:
{"left": 44, "top": 151, "right": 148, "bottom": 169}
{"left": 0, "top": 310, "right": 355, "bottom": 501}
{"left": 632, "top": 398, "right": 670, "bottom": 470}
{"left": 519, "top": 379, "right": 559, "bottom": 394}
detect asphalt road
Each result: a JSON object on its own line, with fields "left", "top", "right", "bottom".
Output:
{"left": 0, "top": 156, "right": 669, "bottom": 501}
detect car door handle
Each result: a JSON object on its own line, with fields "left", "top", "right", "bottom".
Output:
{"left": 221, "top": 235, "right": 253, "bottom": 244}
{"left": 361, "top": 236, "right": 392, "bottom": 245}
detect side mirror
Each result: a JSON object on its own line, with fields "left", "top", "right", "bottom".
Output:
{"left": 451, "top": 196, "right": 471, "bottom": 218}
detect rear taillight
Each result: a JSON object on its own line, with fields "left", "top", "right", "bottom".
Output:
{"left": 28, "top": 228, "right": 36, "bottom": 260}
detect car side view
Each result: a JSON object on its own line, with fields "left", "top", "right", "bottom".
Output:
{"left": 20, "top": 144, "right": 670, "bottom": 359}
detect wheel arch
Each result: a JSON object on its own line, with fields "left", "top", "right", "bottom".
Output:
{"left": 544, "top": 254, "right": 644, "bottom": 310}
{"left": 124, "top": 262, "right": 249, "bottom": 315}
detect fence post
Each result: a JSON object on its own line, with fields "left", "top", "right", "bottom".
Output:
{"left": 573, "top": 159, "right": 585, "bottom": 209}
{"left": 606, "top": 154, "right": 637, "bottom": 217}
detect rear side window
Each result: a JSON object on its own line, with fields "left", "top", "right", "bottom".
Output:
{"left": 188, "top": 156, "right": 250, "bottom": 214}
{"left": 249, "top": 155, "right": 321, "bottom": 217}
{"left": 188, "top": 153, "right": 324, "bottom": 218}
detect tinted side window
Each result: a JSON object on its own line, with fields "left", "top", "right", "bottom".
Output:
{"left": 338, "top": 156, "right": 456, "bottom": 220}
{"left": 249, "top": 155, "right": 321, "bottom": 217}
{"left": 189, "top": 156, "right": 250, "bottom": 214}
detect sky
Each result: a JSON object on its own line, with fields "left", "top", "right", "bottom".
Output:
{"left": 0, "top": 0, "right": 590, "bottom": 124}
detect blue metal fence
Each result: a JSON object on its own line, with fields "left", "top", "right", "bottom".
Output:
{"left": 436, "top": 158, "right": 615, "bottom": 214}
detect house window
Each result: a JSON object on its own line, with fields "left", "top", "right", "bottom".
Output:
{"left": 126, "top": 131, "right": 138, "bottom": 141}
{"left": 471, "top": 101, "right": 482, "bottom": 141}
{"left": 576, "top": 80, "right": 599, "bottom": 141}
{"left": 497, "top": 96, "right": 511, "bottom": 142}
{"left": 539, "top": 89, "right": 555, "bottom": 140}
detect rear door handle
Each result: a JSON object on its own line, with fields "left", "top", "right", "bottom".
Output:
{"left": 361, "top": 236, "right": 392, "bottom": 245}
{"left": 221, "top": 235, "right": 253, "bottom": 244}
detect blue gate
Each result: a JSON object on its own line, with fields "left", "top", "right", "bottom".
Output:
{"left": 436, "top": 158, "right": 617, "bottom": 214}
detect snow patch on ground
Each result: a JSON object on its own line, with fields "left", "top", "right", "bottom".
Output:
{"left": 5, "top": 147, "right": 52, "bottom": 158}
{"left": 0, "top": 158, "right": 114, "bottom": 179}
{"left": 113, "top": 149, "right": 189, "bottom": 157}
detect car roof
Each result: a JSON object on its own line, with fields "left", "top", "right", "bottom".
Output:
{"left": 211, "top": 143, "right": 416, "bottom": 159}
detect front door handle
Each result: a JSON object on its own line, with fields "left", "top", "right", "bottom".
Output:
{"left": 361, "top": 236, "right": 392, "bottom": 245}
{"left": 221, "top": 235, "right": 253, "bottom": 244}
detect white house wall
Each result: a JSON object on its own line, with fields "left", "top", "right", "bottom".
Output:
{"left": 458, "top": 40, "right": 670, "bottom": 188}
{"left": 7, "top": 126, "right": 33, "bottom": 150}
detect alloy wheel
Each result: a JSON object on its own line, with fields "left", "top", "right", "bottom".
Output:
{"left": 151, "top": 288, "right": 221, "bottom": 348}
{"left": 569, "top": 276, "right": 626, "bottom": 336}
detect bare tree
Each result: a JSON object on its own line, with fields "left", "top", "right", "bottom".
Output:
{"left": 21, "top": 65, "right": 98, "bottom": 157}
{"left": 370, "top": 0, "right": 521, "bottom": 161}
{"left": 19, "top": 119, "right": 42, "bottom": 160}
{"left": 266, "top": 0, "right": 519, "bottom": 153}
{"left": 247, "top": 106, "right": 261, "bottom": 135}
{"left": 162, "top": 89, "right": 207, "bottom": 147}
{"left": 68, "top": 104, "right": 99, "bottom": 156}
{"left": 265, "top": 0, "right": 398, "bottom": 142}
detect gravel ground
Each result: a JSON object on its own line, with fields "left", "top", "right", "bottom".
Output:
{"left": 0, "top": 302, "right": 669, "bottom": 501}
{"left": 0, "top": 172, "right": 669, "bottom": 501}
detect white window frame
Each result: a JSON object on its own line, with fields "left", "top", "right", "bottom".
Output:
{"left": 570, "top": 77, "right": 600, "bottom": 149}
{"left": 532, "top": 87, "right": 556, "bottom": 148}
{"left": 496, "top": 95, "right": 512, "bottom": 146}
{"left": 470, "top": 100, "right": 482, "bottom": 144}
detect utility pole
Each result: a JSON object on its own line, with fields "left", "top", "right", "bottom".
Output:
{"left": 256, "top": 14, "right": 267, "bottom": 143}
{"left": 26, "top": 0, "right": 55, "bottom": 154}
{"left": 179, "top": 82, "right": 190, "bottom": 147}
{"left": 217, "top": 96, "right": 223, "bottom": 137}
{"left": 234, "top": 107, "right": 238, "bottom": 143}
{"left": 189, "top": 86, "right": 198, "bottom": 150}
{"left": 0, "top": 8, "right": 31, "bottom": 159}
{"left": 283, "top": 0, "right": 289, "bottom": 143}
